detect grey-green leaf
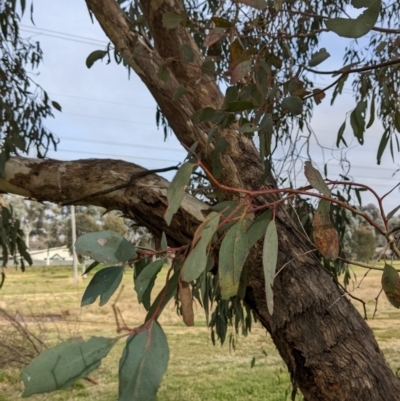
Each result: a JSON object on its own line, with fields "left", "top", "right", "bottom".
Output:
{"left": 181, "top": 212, "right": 220, "bottom": 282}
{"left": 86, "top": 50, "right": 107, "bottom": 69}
{"left": 165, "top": 162, "right": 194, "bottom": 225}
{"left": 51, "top": 100, "right": 62, "bottom": 111}
{"left": 162, "top": 12, "right": 183, "bottom": 29}
{"left": 325, "top": 0, "right": 381, "bottom": 38}
{"left": 336, "top": 120, "right": 347, "bottom": 148}
{"left": 75, "top": 230, "right": 136, "bottom": 265}
{"left": 219, "top": 219, "right": 250, "bottom": 299}
{"left": 262, "top": 220, "right": 278, "bottom": 315}
{"left": 304, "top": 161, "right": 331, "bottom": 196}
{"left": 309, "top": 48, "right": 330, "bottom": 67}
{"left": 119, "top": 322, "right": 169, "bottom": 401}
{"left": 388, "top": 205, "right": 400, "bottom": 221}
{"left": 134, "top": 259, "right": 165, "bottom": 304}
{"left": 180, "top": 44, "right": 194, "bottom": 62}
{"left": 22, "top": 337, "right": 117, "bottom": 397}
{"left": 281, "top": 96, "right": 303, "bottom": 115}
{"left": 173, "top": 84, "right": 186, "bottom": 100}
{"left": 81, "top": 266, "right": 124, "bottom": 307}
{"left": 247, "top": 210, "right": 272, "bottom": 249}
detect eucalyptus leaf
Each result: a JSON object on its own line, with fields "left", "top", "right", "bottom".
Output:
{"left": 219, "top": 219, "right": 250, "bottom": 299}
{"left": 165, "top": 162, "right": 194, "bottom": 225}
{"left": 181, "top": 212, "right": 220, "bottom": 282}
{"left": 86, "top": 50, "right": 106, "bottom": 69}
{"left": 304, "top": 161, "right": 331, "bottom": 196}
{"left": 263, "top": 220, "right": 278, "bottom": 315}
{"left": 75, "top": 230, "right": 136, "bottom": 265}
{"left": 119, "top": 322, "right": 169, "bottom": 401}
{"left": 309, "top": 48, "right": 331, "bottom": 67}
{"left": 325, "top": 0, "right": 381, "bottom": 38}
{"left": 81, "top": 266, "right": 124, "bottom": 307}
{"left": 134, "top": 259, "right": 165, "bottom": 304}
{"left": 22, "top": 337, "right": 117, "bottom": 397}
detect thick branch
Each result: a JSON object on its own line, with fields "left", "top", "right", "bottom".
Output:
{"left": 1, "top": 156, "right": 206, "bottom": 246}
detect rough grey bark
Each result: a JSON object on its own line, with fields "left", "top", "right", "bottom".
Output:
{"left": 3, "top": 0, "right": 400, "bottom": 399}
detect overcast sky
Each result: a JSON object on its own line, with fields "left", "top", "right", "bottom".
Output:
{"left": 19, "top": 0, "right": 400, "bottom": 213}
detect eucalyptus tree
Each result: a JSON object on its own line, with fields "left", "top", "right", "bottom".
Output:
{"left": 2, "top": 1, "right": 400, "bottom": 400}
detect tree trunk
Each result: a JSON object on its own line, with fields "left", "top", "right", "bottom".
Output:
{"left": 5, "top": 0, "right": 400, "bottom": 399}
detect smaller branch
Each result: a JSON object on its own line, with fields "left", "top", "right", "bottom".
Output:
{"left": 83, "top": 376, "right": 99, "bottom": 385}
{"left": 372, "top": 288, "right": 383, "bottom": 319}
{"left": 284, "top": 10, "right": 400, "bottom": 34}
{"left": 304, "top": 58, "right": 400, "bottom": 76}
{"left": 382, "top": 182, "right": 400, "bottom": 201}
{"left": 338, "top": 257, "right": 389, "bottom": 271}
{"left": 274, "top": 249, "right": 316, "bottom": 278}
{"left": 337, "top": 282, "right": 368, "bottom": 320}
{"left": 303, "top": 74, "right": 345, "bottom": 101}
{"left": 61, "top": 165, "right": 179, "bottom": 206}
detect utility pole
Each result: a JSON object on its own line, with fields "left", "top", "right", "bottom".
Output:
{"left": 71, "top": 205, "right": 78, "bottom": 285}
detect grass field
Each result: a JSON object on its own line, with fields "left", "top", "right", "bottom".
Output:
{"left": 0, "top": 261, "right": 400, "bottom": 400}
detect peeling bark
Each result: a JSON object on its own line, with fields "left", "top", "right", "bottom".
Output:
{"left": 3, "top": 0, "right": 400, "bottom": 399}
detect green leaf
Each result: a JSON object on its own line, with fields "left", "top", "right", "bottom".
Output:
{"left": 336, "top": 120, "right": 347, "bottom": 147}
{"left": 377, "top": 129, "right": 390, "bottom": 165}
{"left": 134, "top": 259, "right": 165, "bottom": 304}
{"left": 86, "top": 50, "right": 107, "bottom": 69}
{"left": 119, "top": 322, "right": 169, "bottom": 401}
{"left": 262, "top": 220, "right": 278, "bottom": 315}
{"left": 179, "top": 44, "right": 194, "bottom": 62}
{"left": 281, "top": 96, "right": 303, "bottom": 115}
{"left": 162, "top": 12, "right": 183, "bottom": 29}
{"left": 82, "top": 260, "right": 99, "bottom": 275}
{"left": 366, "top": 94, "right": 375, "bottom": 129}
{"left": 304, "top": 161, "right": 331, "bottom": 196}
{"left": 158, "top": 64, "right": 170, "bottom": 84}
{"left": 250, "top": 356, "right": 256, "bottom": 368}
{"left": 173, "top": 84, "right": 186, "bottom": 101}
{"left": 22, "top": 337, "right": 117, "bottom": 397}
{"left": 230, "top": 60, "right": 252, "bottom": 84}
{"left": 309, "top": 48, "right": 330, "bottom": 67}
{"left": 224, "top": 101, "right": 254, "bottom": 113}
{"left": 325, "top": 0, "right": 381, "bottom": 38}
{"left": 51, "top": 101, "right": 62, "bottom": 111}
{"left": 239, "top": 123, "right": 259, "bottom": 133}
{"left": 387, "top": 205, "right": 400, "bottom": 221}
{"left": 237, "top": 0, "right": 267, "bottom": 9}
{"left": 191, "top": 107, "right": 217, "bottom": 123}
{"left": 0, "top": 271, "right": 5, "bottom": 289}
{"left": 352, "top": 0, "right": 376, "bottom": 8}
{"left": 81, "top": 266, "right": 124, "bottom": 307}
{"left": 203, "top": 28, "right": 226, "bottom": 47}
{"left": 145, "top": 266, "right": 180, "bottom": 321}
{"left": 201, "top": 60, "right": 216, "bottom": 76}
{"left": 181, "top": 212, "right": 220, "bottom": 282}
{"left": 247, "top": 210, "right": 272, "bottom": 249}
{"left": 161, "top": 232, "right": 168, "bottom": 250}
{"left": 382, "top": 264, "right": 400, "bottom": 308}
{"left": 219, "top": 219, "right": 250, "bottom": 299}
{"left": 165, "top": 162, "right": 194, "bottom": 225}
{"left": 312, "top": 200, "right": 339, "bottom": 260}
{"left": 75, "top": 230, "right": 136, "bottom": 265}
{"left": 211, "top": 17, "right": 231, "bottom": 28}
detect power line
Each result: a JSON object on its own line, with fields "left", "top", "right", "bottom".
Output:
{"left": 20, "top": 24, "right": 107, "bottom": 45}
{"left": 62, "top": 111, "right": 157, "bottom": 126}
{"left": 49, "top": 92, "right": 155, "bottom": 110}
{"left": 58, "top": 135, "right": 184, "bottom": 153}
{"left": 55, "top": 148, "right": 180, "bottom": 164}
{"left": 20, "top": 27, "right": 107, "bottom": 47}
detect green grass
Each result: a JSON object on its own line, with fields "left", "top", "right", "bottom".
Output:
{"left": 0, "top": 261, "right": 400, "bottom": 400}
{"left": 0, "top": 265, "right": 291, "bottom": 400}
